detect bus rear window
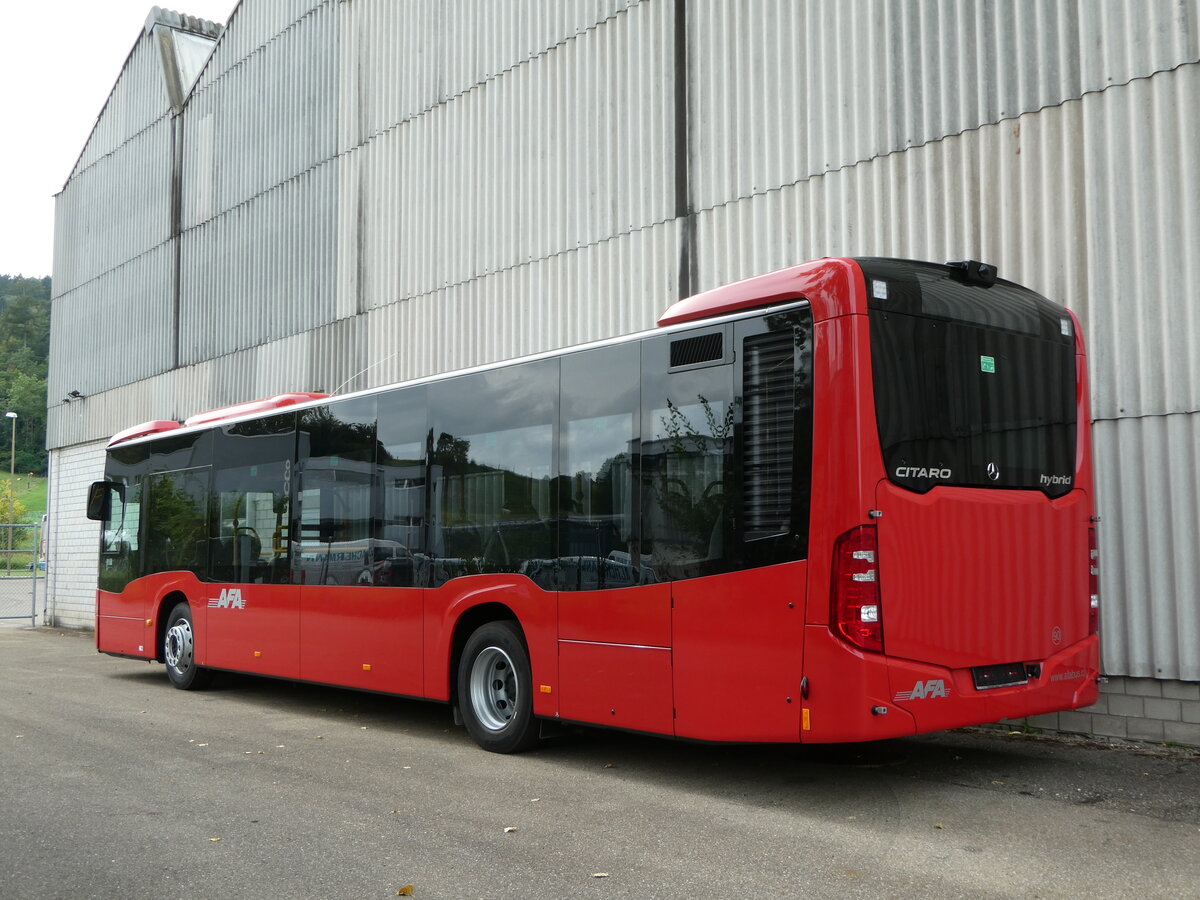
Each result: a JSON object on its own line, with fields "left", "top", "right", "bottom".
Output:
{"left": 860, "top": 259, "right": 1077, "bottom": 498}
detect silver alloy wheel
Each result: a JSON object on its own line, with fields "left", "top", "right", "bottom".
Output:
{"left": 164, "top": 618, "right": 194, "bottom": 674}
{"left": 469, "top": 645, "right": 519, "bottom": 732}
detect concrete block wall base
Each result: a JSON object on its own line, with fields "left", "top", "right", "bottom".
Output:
{"left": 1000, "top": 677, "right": 1200, "bottom": 749}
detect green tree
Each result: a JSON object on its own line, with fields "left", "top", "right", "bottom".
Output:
{"left": 0, "top": 275, "right": 51, "bottom": 474}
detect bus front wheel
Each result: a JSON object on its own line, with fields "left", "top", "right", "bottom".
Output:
{"left": 458, "top": 621, "right": 539, "bottom": 753}
{"left": 163, "top": 602, "right": 213, "bottom": 690}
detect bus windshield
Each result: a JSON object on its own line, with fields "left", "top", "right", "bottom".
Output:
{"left": 862, "top": 258, "right": 1077, "bottom": 498}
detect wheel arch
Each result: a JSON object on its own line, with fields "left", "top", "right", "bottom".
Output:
{"left": 449, "top": 601, "right": 522, "bottom": 708}
{"left": 154, "top": 590, "right": 192, "bottom": 663}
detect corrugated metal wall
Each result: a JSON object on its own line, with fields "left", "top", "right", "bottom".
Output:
{"left": 49, "top": 0, "right": 1199, "bottom": 680}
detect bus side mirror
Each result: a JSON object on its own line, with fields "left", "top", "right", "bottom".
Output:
{"left": 86, "top": 481, "right": 122, "bottom": 521}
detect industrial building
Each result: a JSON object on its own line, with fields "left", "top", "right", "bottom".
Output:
{"left": 49, "top": 1, "right": 1199, "bottom": 745}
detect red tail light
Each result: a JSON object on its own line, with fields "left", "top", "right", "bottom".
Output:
{"left": 1088, "top": 526, "right": 1100, "bottom": 635}
{"left": 831, "top": 525, "right": 883, "bottom": 653}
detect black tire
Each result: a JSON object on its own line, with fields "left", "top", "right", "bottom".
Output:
{"left": 162, "top": 602, "right": 213, "bottom": 690}
{"left": 458, "top": 621, "right": 540, "bottom": 753}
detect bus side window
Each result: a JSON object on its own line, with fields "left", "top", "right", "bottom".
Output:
{"left": 641, "top": 331, "right": 736, "bottom": 581}
{"left": 429, "top": 360, "right": 558, "bottom": 588}
{"left": 378, "top": 386, "right": 428, "bottom": 588}
{"left": 210, "top": 415, "right": 296, "bottom": 585}
{"left": 558, "top": 343, "right": 639, "bottom": 591}
{"left": 144, "top": 468, "right": 210, "bottom": 578}
{"left": 296, "top": 398, "right": 378, "bottom": 587}
{"left": 98, "top": 478, "right": 142, "bottom": 593}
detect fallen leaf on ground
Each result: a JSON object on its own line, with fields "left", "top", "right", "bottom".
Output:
{"left": 934, "top": 824, "right": 944, "bottom": 830}
{"left": 396, "top": 885, "right": 414, "bottom": 896}
{"left": 504, "top": 826, "right": 518, "bottom": 833}
{"left": 209, "top": 838, "right": 222, "bottom": 843}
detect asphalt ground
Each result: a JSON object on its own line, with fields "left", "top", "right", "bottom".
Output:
{"left": 1, "top": 627, "right": 1197, "bottom": 899}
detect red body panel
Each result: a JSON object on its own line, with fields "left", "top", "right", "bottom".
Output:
{"left": 559, "top": 642, "right": 673, "bottom": 734}
{"left": 799, "top": 625, "right": 1098, "bottom": 742}
{"left": 299, "top": 585, "right": 423, "bottom": 695}
{"left": 558, "top": 583, "right": 671, "bottom": 647}
{"left": 657, "top": 257, "right": 860, "bottom": 327}
{"left": 200, "top": 583, "right": 299, "bottom": 678}
{"left": 556, "top": 583, "right": 673, "bottom": 732}
{"left": 672, "top": 562, "right": 806, "bottom": 741}
{"left": 96, "top": 606, "right": 150, "bottom": 657}
{"left": 107, "top": 420, "right": 180, "bottom": 448}
{"left": 875, "top": 483, "right": 1092, "bottom": 669}
{"left": 183, "top": 392, "right": 329, "bottom": 427}
{"left": 884, "top": 637, "right": 1099, "bottom": 734}
{"left": 97, "top": 573, "right": 202, "bottom": 659}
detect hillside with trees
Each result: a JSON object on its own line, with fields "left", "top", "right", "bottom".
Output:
{"left": 0, "top": 275, "right": 50, "bottom": 475}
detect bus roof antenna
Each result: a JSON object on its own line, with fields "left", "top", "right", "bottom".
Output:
{"left": 330, "top": 350, "right": 402, "bottom": 396}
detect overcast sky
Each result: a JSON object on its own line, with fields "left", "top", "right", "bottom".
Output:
{"left": 0, "top": 1, "right": 240, "bottom": 278}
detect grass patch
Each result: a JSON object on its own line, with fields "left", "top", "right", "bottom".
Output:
{"left": 2, "top": 473, "right": 47, "bottom": 522}
{"left": 1, "top": 475, "right": 45, "bottom": 572}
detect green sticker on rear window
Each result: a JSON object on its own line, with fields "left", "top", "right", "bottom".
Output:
{"left": 980, "top": 356, "right": 996, "bottom": 374}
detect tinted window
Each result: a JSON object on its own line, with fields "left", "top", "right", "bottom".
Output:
{"left": 862, "top": 259, "right": 1076, "bottom": 497}
{"left": 297, "top": 398, "right": 380, "bottom": 586}
{"left": 378, "top": 386, "right": 429, "bottom": 587}
{"left": 210, "top": 415, "right": 296, "bottom": 584}
{"left": 640, "top": 330, "right": 735, "bottom": 581}
{"left": 99, "top": 444, "right": 148, "bottom": 592}
{"left": 559, "top": 343, "right": 639, "bottom": 590}
{"left": 144, "top": 468, "right": 210, "bottom": 577}
{"left": 429, "top": 360, "right": 558, "bottom": 587}
{"left": 145, "top": 430, "right": 212, "bottom": 474}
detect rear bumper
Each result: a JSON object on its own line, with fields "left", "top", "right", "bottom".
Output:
{"left": 802, "top": 626, "right": 1099, "bottom": 742}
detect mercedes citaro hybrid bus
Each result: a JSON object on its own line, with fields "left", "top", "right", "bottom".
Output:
{"left": 87, "top": 257, "right": 1100, "bottom": 752}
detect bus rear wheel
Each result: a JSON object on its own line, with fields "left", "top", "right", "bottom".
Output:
{"left": 163, "top": 602, "right": 213, "bottom": 690}
{"left": 458, "top": 621, "right": 539, "bottom": 753}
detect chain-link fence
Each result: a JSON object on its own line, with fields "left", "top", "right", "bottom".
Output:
{"left": 0, "top": 524, "right": 41, "bottom": 626}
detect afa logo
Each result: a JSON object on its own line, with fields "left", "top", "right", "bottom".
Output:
{"left": 207, "top": 588, "right": 246, "bottom": 610}
{"left": 893, "top": 679, "right": 950, "bottom": 702}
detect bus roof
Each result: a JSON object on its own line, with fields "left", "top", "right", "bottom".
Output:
{"left": 657, "top": 257, "right": 858, "bottom": 326}
{"left": 107, "top": 394, "right": 329, "bottom": 448}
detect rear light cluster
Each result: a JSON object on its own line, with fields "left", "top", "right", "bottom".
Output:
{"left": 1088, "top": 526, "right": 1100, "bottom": 635}
{"left": 831, "top": 525, "right": 883, "bottom": 653}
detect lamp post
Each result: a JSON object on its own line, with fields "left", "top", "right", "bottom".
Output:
{"left": 4, "top": 411, "right": 15, "bottom": 559}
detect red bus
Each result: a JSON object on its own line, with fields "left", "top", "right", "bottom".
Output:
{"left": 87, "top": 257, "right": 1100, "bottom": 752}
